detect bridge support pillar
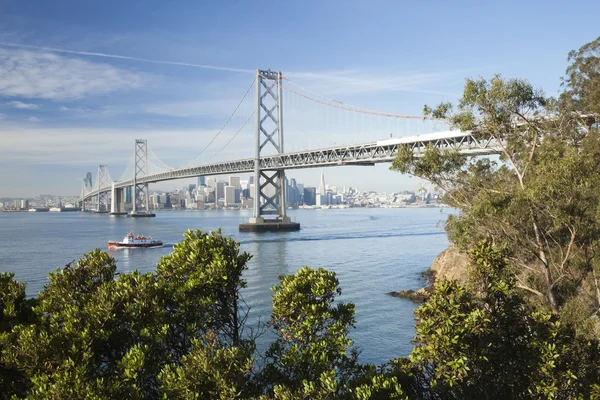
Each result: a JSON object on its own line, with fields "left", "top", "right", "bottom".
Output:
{"left": 110, "top": 183, "right": 127, "bottom": 215}
{"left": 130, "top": 139, "right": 155, "bottom": 217}
{"left": 239, "top": 69, "right": 299, "bottom": 232}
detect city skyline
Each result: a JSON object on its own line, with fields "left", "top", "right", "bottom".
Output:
{"left": 1, "top": 1, "right": 600, "bottom": 197}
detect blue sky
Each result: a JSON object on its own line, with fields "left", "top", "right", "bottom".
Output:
{"left": 1, "top": 0, "right": 599, "bottom": 197}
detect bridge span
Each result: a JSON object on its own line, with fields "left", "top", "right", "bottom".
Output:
{"left": 80, "top": 69, "right": 501, "bottom": 231}
{"left": 82, "top": 130, "right": 499, "bottom": 201}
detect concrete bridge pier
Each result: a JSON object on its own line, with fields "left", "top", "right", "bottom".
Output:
{"left": 110, "top": 183, "right": 128, "bottom": 215}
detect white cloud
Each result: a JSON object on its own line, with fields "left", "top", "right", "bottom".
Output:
{"left": 285, "top": 68, "right": 464, "bottom": 97}
{"left": 6, "top": 100, "right": 39, "bottom": 109}
{"left": 27, "top": 116, "right": 40, "bottom": 122}
{"left": 0, "top": 113, "right": 4, "bottom": 120}
{"left": 0, "top": 48, "right": 148, "bottom": 100}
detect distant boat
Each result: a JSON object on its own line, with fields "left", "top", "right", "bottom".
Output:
{"left": 108, "top": 230, "right": 163, "bottom": 248}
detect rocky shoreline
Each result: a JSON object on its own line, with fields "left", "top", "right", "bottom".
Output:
{"left": 387, "top": 244, "right": 469, "bottom": 303}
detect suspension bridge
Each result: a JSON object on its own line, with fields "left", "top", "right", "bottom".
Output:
{"left": 80, "top": 69, "right": 501, "bottom": 231}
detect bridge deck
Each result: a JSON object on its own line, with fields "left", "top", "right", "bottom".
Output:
{"left": 82, "top": 131, "right": 501, "bottom": 200}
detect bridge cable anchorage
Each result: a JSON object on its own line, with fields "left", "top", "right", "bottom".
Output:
{"left": 185, "top": 76, "right": 256, "bottom": 166}
{"left": 269, "top": 74, "right": 445, "bottom": 120}
{"left": 208, "top": 111, "right": 255, "bottom": 162}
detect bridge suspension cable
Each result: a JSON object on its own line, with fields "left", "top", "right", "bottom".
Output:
{"left": 278, "top": 74, "right": 441, "bottom": 120}
{"left": 208, "top": 111, "right": 255, "bottom": 162}
{"left": 185, "top": 76, "right": 256, "bottom": 166}
{"left": 148, "top": 146, "right": 174, "bottom": 171}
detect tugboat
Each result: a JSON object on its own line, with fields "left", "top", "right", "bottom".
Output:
{"left": 108, "top": 230, "right": 163, "bottom": 248}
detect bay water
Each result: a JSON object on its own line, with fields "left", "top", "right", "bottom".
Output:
{"left": 0, "top": 207, "right": 449, "bottom": 365}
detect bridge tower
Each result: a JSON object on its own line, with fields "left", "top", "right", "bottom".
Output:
{"left": 239, "top": 69, "right": 300, "bottom": 232}
{"left": 94, "top": 164, "right": 109, "bottom": 213}
{"left": 131, "top": 139, "right": 155, "bottom": 217}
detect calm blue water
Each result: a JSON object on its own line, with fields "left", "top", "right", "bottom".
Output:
{"left": 0, "top": 207, "right": 449, "bottom": 364}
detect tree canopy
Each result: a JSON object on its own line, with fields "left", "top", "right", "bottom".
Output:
{"left": 392, "top": 37, "right": 600, "bottom": 333}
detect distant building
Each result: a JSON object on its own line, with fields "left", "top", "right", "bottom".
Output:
{"left": 216, "top": 181, "right": 225, "bottom": 202}
{"left": 197, "top": 176, "right": 206, "bottom": 187}
{"left": 303, "top": 187, "right": 316, "bottom": 206}
{"left": 84, "top": 172, "right": 93, "bottom": 189}
{"left": 19, "top": 199, "right": 29, "bottom": 210}
{"left": 228, "top": 176, "right": 241, "bottom": 189}
{"left": 224, "top": 185, "right": 236, "bottom": 206}
{"left": 318, "top": 171, "right": 326, "bottom": 195}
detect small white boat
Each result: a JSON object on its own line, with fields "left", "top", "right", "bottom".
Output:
{"left": 108, "top": 230, "right": 163, "bottom": 248}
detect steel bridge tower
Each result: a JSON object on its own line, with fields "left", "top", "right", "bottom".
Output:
{"left": 95, "top": 164, "right": 109, "bottom": 213}
{"left": 239, "top": 69, "right": 300, "bottom": 231}
{"left": 131, "top": 139, "right": 155, "bottom": 217}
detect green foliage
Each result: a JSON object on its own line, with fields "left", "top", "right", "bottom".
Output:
{"left": 159, "top": 331, "right": 255, "bottom": 399}
{"left": 393, "top": 69, "right": 600, "bottom": 322}
{"left": 408, "top": 241, "right": 600, "bottom": 399}
{"left": 260, "top": 267, "right": 358, "bottom": 396}
{"left": 561, "top": 35, "right": 600, "bottom": 116}
{"left": 0, "top": 273, "right": 37, "bottom": 398}
{"left": 0, "top": 229, "right": 253, "bottom": 399}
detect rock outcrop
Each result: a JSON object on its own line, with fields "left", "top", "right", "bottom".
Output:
{"left": 388, "top": 244, "right": 469, "bottom": 302}
{"left": 427, "top": 243, "right": 470, "bottom": 284}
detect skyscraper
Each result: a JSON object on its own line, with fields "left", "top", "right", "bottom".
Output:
{"left": 318, "top": 171, "right": 326, "bottom": 195}
{"left": 197, "top": 176, "right": 206, "bottom": 187}
{"left": 304, "top": 187, "right": 316, "bottom": 206}
{"left": 224, "top": 186, "right": 236, "bottom": 206}
{"left": 84, "top": 172, "right": 93, "bottom": 189}
{"left": 228, "top": 176, "right": 241, "bottom": 189}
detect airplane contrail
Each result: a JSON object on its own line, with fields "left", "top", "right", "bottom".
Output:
{"left": 0, "top": 42, "right": 254, "bottom": 74}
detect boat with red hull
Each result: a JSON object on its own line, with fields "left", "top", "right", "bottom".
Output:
{"left": 108, "top": 230, "right": 163, "bottom": 248}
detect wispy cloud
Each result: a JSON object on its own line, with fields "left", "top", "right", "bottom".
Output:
{"left": 0, "top": 48, "right": 148, "bottom": 100}
{"left": 0, "top": 42, "right": 254, "bottom": 74}
{"left": 285, "top": 68, "right": 465, "bottom": 97}
{"left": 5, "top": 100, "right": 39, "bottom": 109}
{"left": 27, "top": 116, "right": 40, "bottom": 122}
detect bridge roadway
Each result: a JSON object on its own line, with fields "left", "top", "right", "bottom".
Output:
{"left": 82, "top": 130, "right": 501, "bottom": 201}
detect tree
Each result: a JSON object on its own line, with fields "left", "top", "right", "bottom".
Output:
{"left": 392, "top": 73, "right": 600, "bottom": 329}
{"left": 0, "top": 273, "right": 36, "bottom": 398}
{"left": 406, "top": 241, "right": 600, "bottom": 399}
{"left": 561, "top": 35, "right": 600, "bottom": 118}
{"left": 0, "top": 229, "right": 254, "bottom": 399}
{"left": 259, "top": 267, "right": 360, "bottom": 397}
